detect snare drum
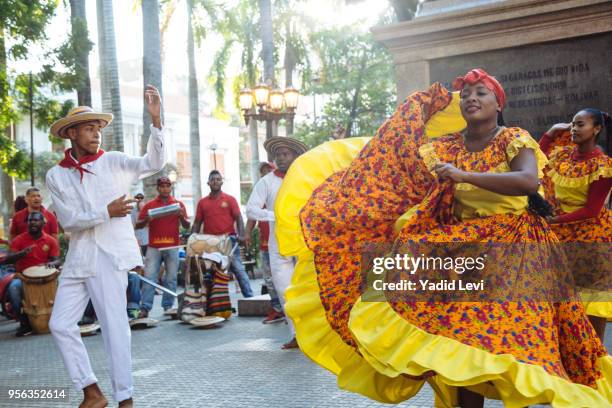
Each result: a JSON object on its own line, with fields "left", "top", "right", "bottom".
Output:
{"left": 21, "top": 265, "right": 59, "bottom": 334}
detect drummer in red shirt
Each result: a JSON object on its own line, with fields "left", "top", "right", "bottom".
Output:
{"left": 135, "top": 177, "right": 190, "bottom": 317}
{"left": 8, "top": 211, "right": 60, "bottom": 336}
{"left": 10, "top": 187, "right": 59, "bottom": 241}
{"left": 191, "top": 170, "right": 253, "bottom": 297}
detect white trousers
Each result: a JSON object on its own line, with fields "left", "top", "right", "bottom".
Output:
{"left": 268, "top": 224, "right": 297, "bottom": 337}
{"left": 49, "top": 250, "right": 132, "bottom": 402}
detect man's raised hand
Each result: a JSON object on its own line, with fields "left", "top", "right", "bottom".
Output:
{"left": 108, "top": 195, "right": 137, "bottom": 218}
{"left": 144, "top": 84, "right": 162, "bottom": 128}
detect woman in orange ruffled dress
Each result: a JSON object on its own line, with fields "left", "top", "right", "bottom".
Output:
{"left": 277, "top": 69, "right": 611, "bottom": 407}
{"left": 540, "top": 109, "right": 611, "bottom": 341}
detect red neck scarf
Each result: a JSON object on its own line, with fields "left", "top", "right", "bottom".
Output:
{"left": 274, "top": 170, "right": 285, "bottom": 179}
{"left": 59, "top": 148, "right": 105, "bottom": 181}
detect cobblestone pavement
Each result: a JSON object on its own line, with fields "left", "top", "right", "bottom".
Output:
{"left": 0, "top": 279, "right": 609, "bottom": 408}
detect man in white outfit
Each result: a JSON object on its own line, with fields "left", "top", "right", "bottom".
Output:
{"left": 47, "top": 85, "right": 165, "bottom": 408}
{"left": 246, "top": 137, "right": 308, "bottom": 349}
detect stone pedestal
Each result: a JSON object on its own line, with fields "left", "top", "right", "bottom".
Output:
{"left": 373, "top": 0, "right": 612, "bottom": 137}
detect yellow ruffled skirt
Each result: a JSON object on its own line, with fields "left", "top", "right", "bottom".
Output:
{"left": 275, "top": 86, "right": 612, "bottom": 407}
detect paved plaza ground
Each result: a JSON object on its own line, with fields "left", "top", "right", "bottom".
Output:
{"left": 1, "top": 279, "right": 610, "bottom": 408}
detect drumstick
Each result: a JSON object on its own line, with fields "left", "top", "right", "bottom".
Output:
{"left": 158, "top": 244, "right": 187, "bottom": 252}
{"left": 129, "top": 272, "right": 178, "bottom": 297}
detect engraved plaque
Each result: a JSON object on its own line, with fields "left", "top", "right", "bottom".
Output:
{"left": 429, "top": 33, "right": 612, "bottom": 138}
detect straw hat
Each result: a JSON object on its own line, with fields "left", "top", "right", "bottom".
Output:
{"left": 50, "top": 106, "right": 113, "bottom": 138}
{"left": 263, "top": 136, "right": 308, "bottom": 157}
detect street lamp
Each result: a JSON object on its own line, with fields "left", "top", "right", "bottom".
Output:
{"left": 239, "top": 83, "right": 300, "bottom": 137}
{"left": 210, "top": 143, "right": 218, "bottom": 170}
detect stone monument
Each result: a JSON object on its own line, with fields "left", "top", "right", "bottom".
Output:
{"left": 373, "top": 0, "right": 612, "bottom": 137}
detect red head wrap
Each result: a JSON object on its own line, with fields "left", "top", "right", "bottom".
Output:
{"left": 452, "top": 68, "right": 506, "bottom": 109}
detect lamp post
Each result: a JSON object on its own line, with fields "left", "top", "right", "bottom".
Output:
{"left": 239, "top": 84, "right": 299, "bottom": 139}
{"left": 209, "top": 143, "right": 218, "bottom": 170}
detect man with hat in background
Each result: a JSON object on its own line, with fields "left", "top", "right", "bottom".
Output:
{"left": 135, "top": 176, "right": 190, "bottom": 318}
{"left": 246, "top": 137, "right": 308, "bottom": 349}
{"left": 46, "top": 85, "right": 165, "bottom": 408}
{"left": 246, "top": 162, "right": 285, "bottom": 324}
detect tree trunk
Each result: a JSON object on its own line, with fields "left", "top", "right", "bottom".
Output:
{"left": 0, "top": 127, "right": 15, "bottom": 238}
{"left": 249, "top": 119, "right": 260, "bottom": 183}
{"left": 187, "top": 0, "right": 201, "bottom": 204}
{"left": 245, "top": 42, "right": 260, "bottom": 183}
{"left": 345, "top": 52, "right": 368, "bottom": 138}
{"left": 96, "top": 0, "right": 123, "bottom": 152}
{"left": 258, "top": 0, "right": 275, "bottom": 139}
{"left": 0, "top": 27, "right": 13, "bottom": 237}
{"left": 284, "top": 20, "right": 296, "bottom": 136}
{"left": 141, "top": 0, "right": 164, "bottom": 199}
{"left": 69, "top": 0, "right": 92, "bottom": 106}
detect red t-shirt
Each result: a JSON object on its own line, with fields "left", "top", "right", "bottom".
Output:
{"left": 195, "top": 192, "right": 241, "bottom": 235}
{"left": 139, "top": 196, "right": 186, "bottom": 248}
{"left": 10, "top": 232, "right": 60, "bottom": 273}
{"left": 10, "top": 207, "right": 59, "bottom": 239}
{"left": 258, "top": 221, "right": 270, "bottom": 251}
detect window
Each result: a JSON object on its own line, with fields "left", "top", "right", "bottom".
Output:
{"left": 177, "top": 151, "right": 192, "bottom": 178}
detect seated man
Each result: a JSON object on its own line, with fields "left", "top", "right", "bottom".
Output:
{"left": 8, "top": 211, "right": 61, "bottom": 336}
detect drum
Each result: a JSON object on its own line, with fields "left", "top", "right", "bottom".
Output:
{"left": 186, "top": 234, "right": 232, "bottom": 257}
{"left": 21, "top": 266, "right": 59, "bottom": 334}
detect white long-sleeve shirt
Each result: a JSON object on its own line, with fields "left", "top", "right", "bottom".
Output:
{"left": 46, "top": 125, "right": 165, "bottom": 278}
{"left": 246, "top": 172, "right": 284, "bottom": 222}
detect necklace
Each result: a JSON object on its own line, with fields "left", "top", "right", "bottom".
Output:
{"left": 463, "top": 125, "right": 502, "bottom": 152}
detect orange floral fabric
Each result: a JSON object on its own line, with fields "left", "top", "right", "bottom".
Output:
{"left": 301, "top": 91, "right": 607, "bottom": 389}
{"left": 545, "top": 145, "right": 612, "bottom": 301}
{"left": 300, "top": 83, "right": 452, "bottom": 346}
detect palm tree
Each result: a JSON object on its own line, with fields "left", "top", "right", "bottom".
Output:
{"left": 258, "top": 0, "right": 275, "bottom": 139}
{"left": 69, "top": 0, "right": 92, "bottom": 106}
{"left": 207, "top": 0, "right": 260, "bottom": 182}
{"left": 187, "top": 0, "right": 202, "bottom": 204}
{"left": 96, "top": 0, "right": 124, "bottom": 152}
{"left": 274, "top": 1, "right": 315, "bottom": 135}
{"left": 141, "top": 0, "right": 164, "bottom": 198}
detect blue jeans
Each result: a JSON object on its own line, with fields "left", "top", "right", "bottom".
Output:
{"left": 229, "top": 236, "right": 253, "bottom": 298}
{"left": 127, "top": 273, "right": 141, "bottom": 312}
{"left": 141, "top": 247, "right": 179, "bottom": 311}
{"left": 7, "top": 278, "right": 23, "bottom": 320}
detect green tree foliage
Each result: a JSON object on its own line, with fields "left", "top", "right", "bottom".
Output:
{"left": 0, "top": 0, "right": 59, "bottom": 177}
{"left": 293, "top": 29, "right": 396, "bottom": 148}
{"left": 41, "top": 0, "right": 93, "bottom": 106}
{"left": 209, "top": 0, "right": 259, "bottom": 110}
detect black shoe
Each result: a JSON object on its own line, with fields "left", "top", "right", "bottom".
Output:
{"left": 16, "top": 324, "right": 33, "bottom": 337}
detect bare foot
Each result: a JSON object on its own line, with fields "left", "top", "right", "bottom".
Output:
{"left": 281, "top": 337, "right": 299, "bottom": 349}
{"left": 80, "top": 383, "right": 108, "bottom": 408}
{"left": 118, "top": 398, "right": 133, "bottom": 407}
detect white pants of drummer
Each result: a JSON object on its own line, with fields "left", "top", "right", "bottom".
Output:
{"left": 268, "top": 226, "right": 297, "bottom": 337}
{"left": 49, "top": 251, "right": 132, "bottom": 402}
